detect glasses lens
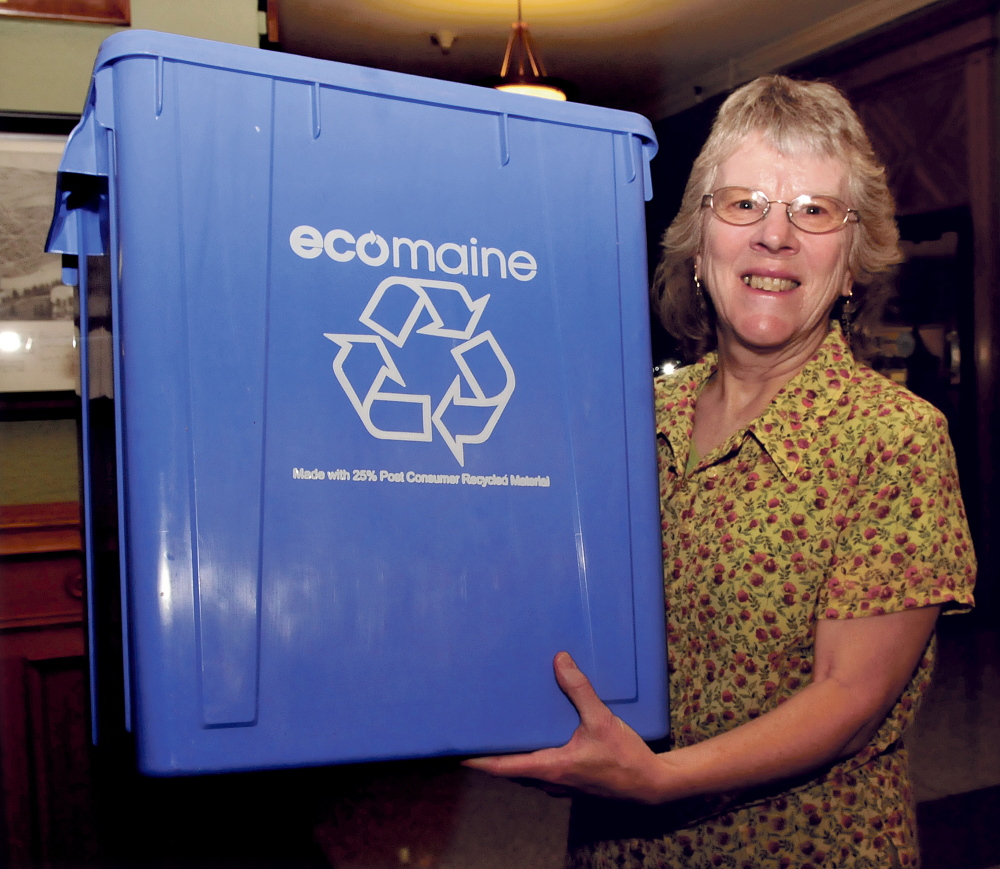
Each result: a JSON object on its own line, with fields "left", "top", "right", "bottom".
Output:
{"left": 788, "top": 196, "right": 850, "bottom": 233}
{"left": 711, "top": 187, "right": 767, "bottom": 225}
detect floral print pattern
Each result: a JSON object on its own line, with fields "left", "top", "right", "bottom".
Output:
{"left": 567, "top": 325, "right": 975, "bottom": 868}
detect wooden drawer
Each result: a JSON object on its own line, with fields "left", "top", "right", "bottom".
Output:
{"left": 0, "top": 554, "right": 84, "bottom": 630}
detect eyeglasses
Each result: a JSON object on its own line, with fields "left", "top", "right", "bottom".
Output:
{"left": 701, "top": 186, "right": 860, "bottom": 234}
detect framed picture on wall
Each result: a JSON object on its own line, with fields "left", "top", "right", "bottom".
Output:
{"left": 0, "top": 131, "right": 78, "bottom": 396}
{"left": 0, "top": 0, "right": 130, "bottom": 25}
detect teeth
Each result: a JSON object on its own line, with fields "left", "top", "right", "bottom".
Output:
{"left": 743, "top": 275, "right": 799, "bottom": 292}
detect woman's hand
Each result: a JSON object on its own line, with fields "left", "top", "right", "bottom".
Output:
{"left": 462, "top": 652, "right": 670, "bottom": 804}
{"left": 462, "top": 605, "right": 942, "bottom": 806}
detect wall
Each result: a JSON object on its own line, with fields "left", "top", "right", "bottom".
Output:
{"left": 0, "top": 0, "right": 261, "bottom": 506}
{"left": 0, "top": 420, "right": 79, "bottom": 505}
{"left": 0, "top": 0, "right": 260, "bottom": 115}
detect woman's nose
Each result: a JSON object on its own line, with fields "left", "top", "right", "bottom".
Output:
{"left": 753, "top": 205, "right": 798, "bottom": 254}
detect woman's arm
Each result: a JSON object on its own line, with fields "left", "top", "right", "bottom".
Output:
{"left": 463, "top": 605, "right": 940, "bottom": 805}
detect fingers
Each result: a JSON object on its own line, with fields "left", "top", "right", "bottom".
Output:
{"left": 462, "top": 756, "right": 575, "bottom": 798}
{"left": 461, "top": 747, "right": 562, "bottom": 779}
{"left": 461, "top": 754, "right": 526, "bottom": 775}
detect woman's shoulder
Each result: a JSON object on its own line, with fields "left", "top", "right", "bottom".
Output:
{"left": 839, "top": 361, "right": 953, "bottom": 444}
{"left": 653, "top": 357, "right": 714, "bottom": 410}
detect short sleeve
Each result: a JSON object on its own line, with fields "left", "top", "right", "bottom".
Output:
{"left": 819, "top": 409, "right": 976, "bottom": 619}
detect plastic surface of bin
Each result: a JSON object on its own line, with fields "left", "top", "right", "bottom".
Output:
{"left": 47, "top": 30, "right": 667, "bottom": 775}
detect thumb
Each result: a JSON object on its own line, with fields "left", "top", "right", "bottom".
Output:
{"left": 553, "top": 652, "right": 607, "bottom": 723}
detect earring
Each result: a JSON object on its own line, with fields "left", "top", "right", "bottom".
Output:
{"left": 693, "top": 269, "right": 703, "bottom": 298}
{"left": 841, "top": 291, "right": 855, "bottom": 336}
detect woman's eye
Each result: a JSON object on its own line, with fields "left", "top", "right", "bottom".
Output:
{"left": 735, "top": 200, "right": 756, "bottom": 210}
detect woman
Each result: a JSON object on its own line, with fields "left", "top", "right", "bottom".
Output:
{"left": 464, "top": 75, "right": 976, "bottom": 867}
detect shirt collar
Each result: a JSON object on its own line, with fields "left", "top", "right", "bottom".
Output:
{"left": 750, "top": 324, "right": 855, "bottom": 480}
{"left": 657, "top": 324, "right": 856, "bottom": 481}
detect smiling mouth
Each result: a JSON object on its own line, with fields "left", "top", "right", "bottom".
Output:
{"left": 743, "top": 275, "right": 800, "bottom": 292}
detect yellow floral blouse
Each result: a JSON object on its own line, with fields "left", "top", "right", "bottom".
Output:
{"left": 566, "top": 325, "right": 976, "bottom": 869}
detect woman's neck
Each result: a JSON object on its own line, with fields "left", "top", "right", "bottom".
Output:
{"left": 691, "top": 330, "right": 827, "bottom": 458}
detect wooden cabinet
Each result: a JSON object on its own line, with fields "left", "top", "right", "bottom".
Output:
{"left": 0, "top": 502, "right": 97, "bottom": 867}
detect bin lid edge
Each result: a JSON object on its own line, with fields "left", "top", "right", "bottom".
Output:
{"left": 89, "top": 30, "right": 658, "bottom": 145}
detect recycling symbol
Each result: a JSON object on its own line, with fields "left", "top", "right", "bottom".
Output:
{"left": 324, "top": 276, "right": 516, "bottom": 466}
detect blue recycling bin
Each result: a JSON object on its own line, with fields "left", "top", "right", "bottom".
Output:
{"left": 47, "top": 30, "right": 667, "bottom": 775}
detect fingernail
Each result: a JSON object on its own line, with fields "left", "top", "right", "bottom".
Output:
{"left": 557, "top": 651, "right": 577, "bottom": 670}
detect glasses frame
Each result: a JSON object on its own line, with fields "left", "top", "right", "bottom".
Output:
{"left": 701, "top": 186, "right": 860, "bottom": 234}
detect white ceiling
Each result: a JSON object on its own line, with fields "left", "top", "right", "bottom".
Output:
{"left": 275, "top": 0, "right": 941, "bottom": 119}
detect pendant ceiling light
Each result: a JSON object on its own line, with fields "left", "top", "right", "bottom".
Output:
{"left": 487, "top": 1, "right": 573, "bottom": 101}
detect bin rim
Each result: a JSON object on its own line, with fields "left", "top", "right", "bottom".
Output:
{"left": 90, "top": 29, "right": 657, "bottom": 152}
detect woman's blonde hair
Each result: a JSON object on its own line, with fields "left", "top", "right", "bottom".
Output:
{"left": 651, "top": 74, "right": 902, "bottom": 359}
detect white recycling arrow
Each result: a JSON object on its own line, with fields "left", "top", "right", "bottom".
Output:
{"left": 431, "top": 331, "right": 516, "bottom": 466}
{"left": 323, "top": 333, "right": 433, "bottom": 441}
{"left": 360, "top": 276, "right": 490, "bottom": 347}
{"left": 326, "top": 276, "right": 515, "bottom": 464}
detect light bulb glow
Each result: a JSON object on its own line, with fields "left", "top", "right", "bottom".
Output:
{"left": 655, "top": 358, "right": 682, "bottom": 376}
{"left": 495, "top": 83, "right": 567, "bottom": 100}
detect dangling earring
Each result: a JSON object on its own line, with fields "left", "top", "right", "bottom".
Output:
{"left": 693, "top": 269, "right": 703, "bottom": 298}
{"left": 841, "top": 290, "right": 855, "bottom": 337}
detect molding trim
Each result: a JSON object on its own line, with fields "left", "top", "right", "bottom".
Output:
{"left": 0, "top": 502, "right": 81, "bottom": 555}
{"left": 833, "top": 15, "right": 995, "bottom": 91}
{"left": 0, "top": 0, "right": 130, "bottom": 25}
{"left": 648, "top": 0, "right": 941, "bottom": 119}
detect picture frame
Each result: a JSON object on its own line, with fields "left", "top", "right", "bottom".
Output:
{"left": 0, "top": 127, "right": 78, "bottom": 412}
{"left": 0, "top": 0, "right": 130, "bottom": 26}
